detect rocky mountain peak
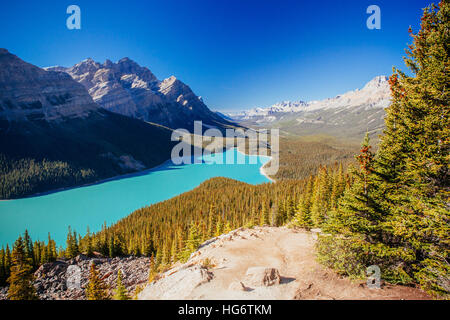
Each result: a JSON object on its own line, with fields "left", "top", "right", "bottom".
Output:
{"left": 0, "top": 50, "right": 100, "bottom": 122}
{"left": 118, "top": 57, "right": 132, "bottom": 63}
{"left": 362, "top": 75, "right": 389, "bottom": 90}
{"left": 103, "top": 59, "right": 113, "bottom": 67}
{"left": 47, "top": 57, "right": 228, "bottom": 129}
{"left": 70, "top": 58, "right": 101, "bottom": 76}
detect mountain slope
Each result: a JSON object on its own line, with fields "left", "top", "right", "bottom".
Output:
{"left": 230, "top": 76, "right": 391, "bottom": 141}
{"left": 0, "top": 49, "right": 176, "bottom": 199}
{"left": 46, "top": 58, "right": 232, "bottom": 130}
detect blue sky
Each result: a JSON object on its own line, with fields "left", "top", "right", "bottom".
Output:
{"left": 0, "top": 0, "right": 431, "bottom": 111}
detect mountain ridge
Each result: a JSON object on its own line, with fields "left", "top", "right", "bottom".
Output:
{"left": 228, "top": 76, "right": 391, "bottom": 141}
{"left": 230, "top": 76, "right": 390, "bottom": 119}
{"left": 45, "top": 58, "right": 231, "bottom": 130}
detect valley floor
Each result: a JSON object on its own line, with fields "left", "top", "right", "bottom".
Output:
{"left": 139, "top": 227, "right": 431, "bottom": 300}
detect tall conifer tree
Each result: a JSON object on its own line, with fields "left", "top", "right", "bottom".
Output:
{"left": 7, "top": 237, "right": 38, "bottom": 300}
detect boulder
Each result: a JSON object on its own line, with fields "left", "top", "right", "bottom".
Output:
{"left": 245, "top": 267, "right": 281, "bottom": 287}
{"left": 139, "top": 265, "right": 213, "bottom": 300}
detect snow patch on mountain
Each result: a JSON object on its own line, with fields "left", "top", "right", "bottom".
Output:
{"left": 230, "top": 76, "right": 390, "bottom": 121}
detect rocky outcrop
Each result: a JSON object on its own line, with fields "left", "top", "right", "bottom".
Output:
{"left": 245, "top": 267, "right": 281, "bottom": 287}
{"left": 46, "top": 57, "right": 230, "bottom": 130}
{"left": 0, "top": 255, "right": 150, "bottom": 300}
{"left": 139, "top": 265, "right": 214, "bottom": 300}
{"left": 138, "top": 227, "right": 431, "bottom": 300}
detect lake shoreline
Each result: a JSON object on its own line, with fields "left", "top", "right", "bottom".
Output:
{"left": 0, "top": 158, "right": 171, "bottom": 202}
{"left": 260, "top": 163, "right": 275, "bottom": 183}
{"left": 1, "top": 147, "right": 273, "bottom": 202}
{"left": 0, "top": 148, "right": 272, "bottom": 247}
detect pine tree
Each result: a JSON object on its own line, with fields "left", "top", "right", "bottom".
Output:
{"left": 310, "top": 166, "right": 331, "bottom": 227}
{"left": 275, "top": 200, "right": 286, "bottom": 226}
{"left": 207, "top": 204, "right": 216, "bottom": 238}
{"left": 155, "top": 248, "right": 162, "bottom": 267}
{"left": 108, "top": 236, "right": 115, "bottom": 258}
{"left": 143, "top": 236, "right": 154, "bottom": 257}
{"left": 33, "top": 241, "right": 41, "bottom": 266}
{"left": 0, "top": 248, "right": 6, "bottom": 286}
{"left": 180, "top": 222, "right": 202, "bottom": 262}
{"left": 160, "top": 241, "right": 170, "bottom": 268}
{"left": 317, "top": 134, "right": 397, "bottom": 279}
{"left": 215, "top": 214, "right": 224, "bottom": 236}
{"left": 319, "top": 1, "right": 449, "bottom": 298}
{"left": 288, "top": 197, "right": 297, "bottom": 221}
{"left": 23, "top": 230, "right": 35, "bottom": 268}
{"left": 113, "top": 270, "right": 130, "bottom": 300}
{"left": 7, "top": 236, "right": 38, "bottom": 300}
{"left": 84, "top": 228, "right": 94, "bottom": 257}
{"left": 66, "top": 227, "right": 79, "bottom": 259}
{"left": 224, "top": 221, "right": 232, "bottom": 233}
{"left": 376, "top": 1, "right": 449, "bottom": 296}
{"left": 148, "top": 254, "right": 158, "bottom": 283}
{"left": 294, "top": 176, "right": 314, "bottom": 229}
{"left": 4, "top": 245, "right": 11, "bottom": 283}
{"left": 330, "top": 163, "right": 346, "bottom": 209}
{"left": 85, "top": 263, "right": 109, "bottom": 300}
{"left": 170, "top": 234, "right": 178, "bottom": 264}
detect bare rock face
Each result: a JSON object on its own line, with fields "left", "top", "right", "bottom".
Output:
{"left": 0, "top": 49, "right": 100, "bottom": 123}
{"left": 27, "top": 255, "right": 148, "bottom": 300}
{"left": 46, "top": 58, "right": 229, "bottom": 129}
{"left": 245, "top": 267, "right": 281, "bottom": 287}
{"left": 0, "top": 255, "right": 150, "bottom": 300}
{"left": 138, "top": 265, "right": 214, "bottom": 300}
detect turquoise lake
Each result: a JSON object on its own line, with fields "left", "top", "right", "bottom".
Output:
{"left": 0, "top": 148, "right": 271, "bottom": 247}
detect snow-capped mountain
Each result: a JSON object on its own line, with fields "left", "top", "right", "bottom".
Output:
{"left": 231, "top": 76, "right": 390, "bottom": 121}
{"left": 228, "top": 76, "right": 391, "bottom": 140}
{"left": 236, "top": 101, "right": 310, "bottom": 119}
{"left": 45, "top": 58, "right": 231, "bottom": 130}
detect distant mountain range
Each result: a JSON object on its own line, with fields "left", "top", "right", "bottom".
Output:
{"left": 0, "top": 49, "right": 178, "bottom": 198}
{"left": 45, "top": 58, "right": 231, "bottom": 130}
{"left": 228, "top": 76, "right": 391, "bottom": 141}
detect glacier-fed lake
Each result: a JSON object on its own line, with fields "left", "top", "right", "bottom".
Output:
{"left": 0, "top": 148, "right": 271, "bottom": 247}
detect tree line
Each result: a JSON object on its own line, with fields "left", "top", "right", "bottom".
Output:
{"left": 0, "top": 156, "right": 96, "bottom": 199}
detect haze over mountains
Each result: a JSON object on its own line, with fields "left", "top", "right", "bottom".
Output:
{"left": 45, "top": 58, "right": 230, "bottom": 130}
{"left": 229, "top": 76, "right": 391, "bottom": 141}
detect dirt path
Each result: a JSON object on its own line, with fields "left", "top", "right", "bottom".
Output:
{"left": 140, "top": 227, "right": 431, "bottom": 300}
